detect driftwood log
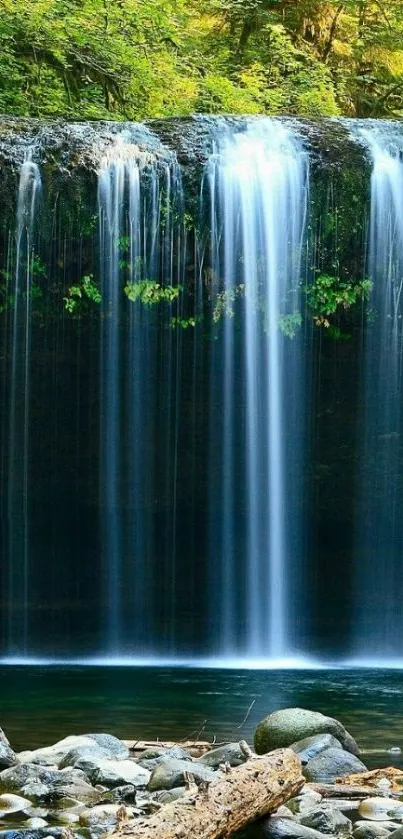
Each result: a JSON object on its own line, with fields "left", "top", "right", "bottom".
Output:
{"left": 109, "top": 747, "right": 304, "bottom": 839}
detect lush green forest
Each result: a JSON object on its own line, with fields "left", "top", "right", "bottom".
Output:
{"left": 0, "top": 0, "right": 402, "bottom": 120}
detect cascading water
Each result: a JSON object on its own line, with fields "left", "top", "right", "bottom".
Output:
{"left": 354, "top": 124, "right": 403, "bottom": 659}
{"left": 207, "top": 120, "right": 308, "bottom": 659}
{"left": 3, "top": 116, "right": 403, "bottom": 665}
{"left": 7, "top": 155, "right": 41, "bottom": 654}
{"left": 98, "top": 137, "right": 187, "bottom": 654}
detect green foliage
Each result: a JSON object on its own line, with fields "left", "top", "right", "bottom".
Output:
{"left": 212, "top": 283, "right": 245, "bottom": 322}
{"left": 64, "top": 274, "right": 101, "bottom": 315}
{"left": 170, "top": 314, "right": 203, "bottom": 329}
{"left": 306, "top": 273, "right": 372, "bottom": 327}
{"left": 124, "top": 280, "right": 181, "bottom": 305}
{"left": 279, "top": 311, "right": 302, "bottom": 339}
{"left": 0, "top": 0, "right": 402, "bottom": 119}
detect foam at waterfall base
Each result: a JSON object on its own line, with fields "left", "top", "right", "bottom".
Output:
{"left": 2, "top": 654, "right": 401, "bottom": 669}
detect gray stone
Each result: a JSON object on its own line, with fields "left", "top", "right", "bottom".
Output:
{"left": 300, "top": 807, "right": 352, "bottom": 834}
{"left": 20, "top": 784, "right": 51, "bottom": 803}
{"left": 261, "top": 816, "right": 330, "bottom": 839}
{"left": 0, "top": 731, "right": 17, "bottom": 771}
{"left": 109, "top": 785, "right": 137, "bottom": 804}
{"left": 17, "top": 734, "right": 128, "bottom": 768}
{"left": 353, "top": 821, "right": 400, "bottom": 839}
{"left": 290, "top": 735, "right": 343, "bottom": 765}
{"left": 286, "top": 790, "right": 323, "bottom": 816}
{"left": 197, "top": 743, "right": 246, "bottom": 769}
{"left": 0, "top": 765, "right": 59, "bottom": 792}
{"left": 72, "top": 757, "right": 150, "bottom": 788}
{"left": 137, "top": 747, "right": 193, "bottom": 772}
{"left": 58, "top": 746, "right": 108, "bottom": 770}
{"left": 381, "top": 829, "right": 403, "bottom": 839}
{"left": 303, "top": 748, "right": 367, "bottom": 783}
{"left": 155, "top": 787, "right": 186, "bottom": 805}
{"left": 254, "top": 709, "right": 359, "bottom": 756}
{"left": 147, "top": 759, "right": 217, "bottom": 792}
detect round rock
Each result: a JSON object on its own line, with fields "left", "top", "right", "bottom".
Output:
{"left": 303, "top": 748, "right": 367, "bottom": 783}
{"left": 254, "top": 709, "right": 359, "bottom": 756}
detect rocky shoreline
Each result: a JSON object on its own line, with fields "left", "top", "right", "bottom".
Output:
{"left": 0, "top": 708, "right": 403, "bottom": 839}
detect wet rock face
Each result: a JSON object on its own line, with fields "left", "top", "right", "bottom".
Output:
{"left": 0, "top": 115, "right": 371, "bottom": 173}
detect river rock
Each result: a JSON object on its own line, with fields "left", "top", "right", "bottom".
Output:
{"left": 0, "top": 731, "right": 17, "bottom": 771}
{"left": 47, "top": 780, "right": 103, "bottom": 806}
{"left": 353, "top": 822, "right": 401, "bottom": 839}
{"left": 17, "top": 734, "right": 128, "bottom": 768}
{"left": 300, "top": 807, "right": 352, "bottom": 834}
{"left": 0, "top": 794, "right": 32, "bottom": 818}
{"left": 359, "top": 799, "right": 403, "bottom": 822}
{"left": 303, "top": 748, "right": 367, "bottom": 783}
{"left": 0, "top": 765, "right": 59, "bottom": 791}
{"left": 109, "top": 785, "right": 137, "bottom": 803}
{"left": 290, "top": 735, "right": 343, "bottom": 765}
{"left": 286, "top": 789, "right": 323, "bottom": 816}
{"left": 137, "top": 747, "right": 193, "bottom": 771}
{"left": 254, "top": 709, "right": 359, "bottom": 756}
{"left": 155, "top": 787, "right": 186, "bottom": 804}
{"left": 72, "top": 757, "right": 150, "bottom": 788}
{"left": 147, "top": 759, "right": 217, "bottom": 792}
{"left": 197, "top": 742, "right": 246, "bottom": 769}
{"left": 19, "top": 785, "right": 50, "bottom": 804}
{"left": 260, "top": 816, "right": 330, "bottom": 839}
{"left": 386, "top": 829, "right": 403, "bottom": 839}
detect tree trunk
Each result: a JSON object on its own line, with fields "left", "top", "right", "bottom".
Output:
{"left": 109, "top": 748, "right": 304, "bottom": 839}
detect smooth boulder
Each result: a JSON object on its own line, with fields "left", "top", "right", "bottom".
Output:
{"left": 17, "top": 733, "right": 128, "bottom": 767}
{"left": 261, "top": 816, "right": 330, "bottom": 839}
{"left": 196, "top": 742, "right": 247, "bottom": 769}
{"left": 303, "top": 748, "right": 367, "bottom": 783}
{"left": 147, "top": 758, "right": 217, "bottom": 792}
{"left": 254, "top": 709, "right": 359, "bottom": 756}
{"left": 300, "top": 807, "right": 352, "bottom": 834}
{"left": 290, "top": 735, "right": 342, "bottom": 765}
{"left": 72, "top": 757, "right": 150, "bottom": 788}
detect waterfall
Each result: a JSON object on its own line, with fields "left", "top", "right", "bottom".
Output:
{"left": 98, "top": 137, "right": 186, "bottom": 655}
{"left": 7, "top": 155, "right": 41, "bottom": 654}
{"left": 354, "top": 124, "right": 403, "bottom": 659}
{"left": 207, "top": 120, "right": 308, "bottom": 659}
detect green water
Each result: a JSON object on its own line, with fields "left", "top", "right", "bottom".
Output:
{"left": 0, "top": 667, "right": 402, "bottom": 760}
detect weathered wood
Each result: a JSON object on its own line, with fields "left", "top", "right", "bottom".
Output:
{"left": 307, "top": 782, "right": 385, "bottom": 799}
{"left": 109, "top": 748, "right": 304, "bottom": 839}
{"left": 125, "top": 740, "right": 213, "bottom": 757}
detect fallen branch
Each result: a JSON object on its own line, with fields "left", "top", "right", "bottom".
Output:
{"left": 109, "top": 747, "right": 304, "bottom": 839}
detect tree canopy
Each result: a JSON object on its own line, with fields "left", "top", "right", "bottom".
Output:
{"left": 0, "top": 0, "right": 402, "bottom": 119}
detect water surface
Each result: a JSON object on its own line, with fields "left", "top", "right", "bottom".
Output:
{"left": 1, "top": 666, "right": 402, "bottom": 762}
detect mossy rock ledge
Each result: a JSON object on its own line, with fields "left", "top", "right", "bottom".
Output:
{"left": 254, "top": 708, "right": 359, "bottom": 756}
